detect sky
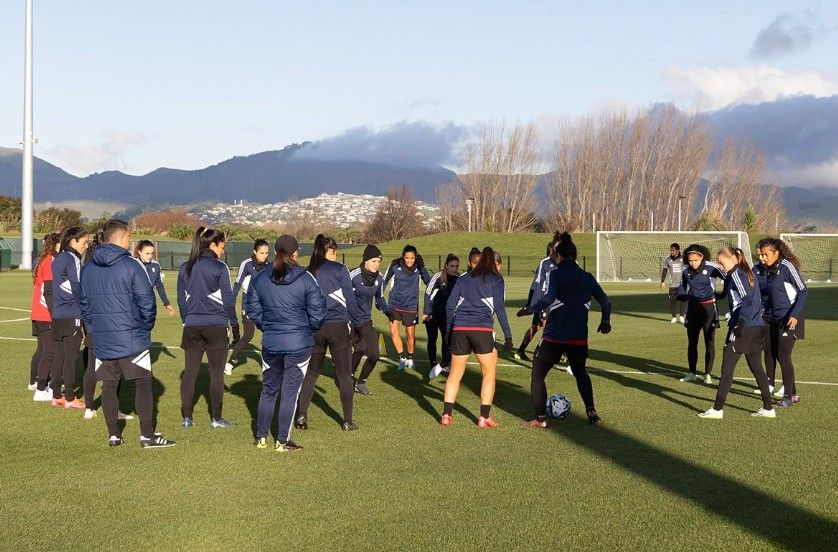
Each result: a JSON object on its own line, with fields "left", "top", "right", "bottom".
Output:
{"left": 0, "top": 1, "right": 836, "bottom": 187}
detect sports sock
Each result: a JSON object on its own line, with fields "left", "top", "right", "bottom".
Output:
{"left": 443, "top": 402, "right": 454, "bottom": 416}
{"left": 480, "top": 404, "right": 491, "bottom": 418}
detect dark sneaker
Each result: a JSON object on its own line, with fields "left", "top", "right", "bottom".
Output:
{"left": 342, "top": 421, "right": 359, "bottom": 431}
{"left": 276, "top": 440, "right": 303, "bottom": 452}
{"left": 775, "top": 395, "right": 800, "bottom": 408}
{"left": 586, "top": 409, "right": 601, "bottom": 424}
{"left": 354, "top": 381, "right": 371, "bottom": 395}
{"left": 182, "top": 417, "right": 193, "bottom": 428}
{"left": 210, "top": 418, "right": 236, "bottom": 429}
{"left": 294, "top": 416, "right": 308, "bottom": 430}
{"left": 515, "top": 349, "right": 530, "bottom": 362}
{"left": 140, "top": 435, "right": 176, "bottom": 449}
{"left": 108, "top": 435, "right": 123, "bottom": 448}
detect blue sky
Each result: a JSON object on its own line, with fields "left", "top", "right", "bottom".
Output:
{"left": 1, "top": 1, "right": 836, "bottom": 184}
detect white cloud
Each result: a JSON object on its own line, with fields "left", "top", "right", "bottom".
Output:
{"left": 771, "top": 160, "right": 838, "bottom": 189}
{"left": 48, "top": 130, "right": 146, "bottom": 176}
{"left": 662, "top": 65, "right": 838, "bottom": 110}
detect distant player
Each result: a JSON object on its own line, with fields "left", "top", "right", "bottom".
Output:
{"left": 349, "top": 244, "right": 388, "bottom": 395}
{"left": 134, "top": 240, "right": 176, "bottom": 317}
{"left": 30, "top": 232, "right": 59, "bottom": 399}
{"left": 225, "top": 239, "right": 270, "bottom": 374}
{"left": 660, "top": 242, "right": 686, "bottom": 323}
{"left": 425, "top": 253, "right": 460, "bottom": 380}
{"left": 383, "top": 245, "right": 432, "bottom": 370}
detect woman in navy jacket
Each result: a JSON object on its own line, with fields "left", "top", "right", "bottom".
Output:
{"left": 755, "top": 237, "right": 808, "bottom": 407}
{"left": 296, "top": 235, "right": 363, "bottom": 431}
{"left": 441, "top": 247, "right": 513, "bottom": 428}
{"left": 676, "top": 244, "right": 725, "bottom": 384}
{"left": 698, "top": 247, "right": 775, "bottom": 419}
{"left": 49, "top": 226, "right": 90, "bottom": 409}
{"left": 226, "top": 239, "right": 270, "bottom": 374}
{"left": 349, "top": 244, "right": 387, "bottom": 395}
{"left": 245, "top": 235, "right": 326, "bottom": 452}
{"left": 134, "top": 240, "right": 176, "bottom": 316}
{"left": 424, "top": 253, "right": 460, "bottom": 380}
{"left": 383, "top": 245, "right": 432, "bottom": 370}
{"left": 177, "top": 227, "right": 239, "bottom": 429}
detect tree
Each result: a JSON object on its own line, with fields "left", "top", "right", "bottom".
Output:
{"left": 363, "top": 186, "right": 423, "bottom": 243}
{"left": 34, "top": 207, "right": 82, "bottom": 233}
{"left": 0, "top": 196, "right": 21, "bottom": 232}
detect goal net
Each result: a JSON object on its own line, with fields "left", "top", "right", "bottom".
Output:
{"left": 779, "top": 233, "right": 838, "bottom": 283}
{"left": 596, "top": 231, "right": 751, "bottom": 282}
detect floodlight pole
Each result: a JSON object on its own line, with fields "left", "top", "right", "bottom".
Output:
{"left": 466, "top": 197, "right": 475, "bottom": 233}
{"left": 20, "top": 0, "right": 35, "bottom": 270}
{"left": 677, "top": 195, "right": 687, "bottom": 232}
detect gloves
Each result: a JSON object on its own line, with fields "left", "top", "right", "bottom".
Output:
{"left": 732, "top": 319, "right": 744, "bottom": 339}
{"left": 503, "top": 338, "right": 515, "bottom": 352}
{"left": 516, "top": 307, "right": 531, "bottom": 318}
{"left": 230, "top": 325, "right": 241, "bottom": 346}
{"left": 597, "top": 321, "right": 611, "bottom": 334}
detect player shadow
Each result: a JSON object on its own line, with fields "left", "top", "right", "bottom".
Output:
{"left": 380, "top": 361, "right": 477, "bottom": 423}
{"left": 150, "top": 341, "right": 177, "bottom": 364}
{"left": 228, "top": 373, "right": 262, "bottom": 437}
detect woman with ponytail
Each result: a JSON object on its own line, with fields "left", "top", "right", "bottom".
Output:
{"left": 382, "top": 245, "right": 432, "bottom": 370}
{"left": 134, "top": 240, "right": 176, "bottom": 317}
{"left": 698, "top": 247, "right": 775, "bottom": 418}
{"left": 176, "top": 227, "right": 239, "bottom": 429}
{"left": 295, "top": 235, "right": 363, "bottom": 431}
{"left": 49, "top": 226, "right": 89, "bottom": 408}
{"left": 424, "top": 253, "right": 460, "bottom": 380}
{"left": 441, "top": 247, "right": 513, "bottom": 428}
{"left": 755, "top": 237, "right": 808, "bottom": 407}
{"left": 245, "top": 235, "right": 326, "bottom": 452}
{"left": 30, "top": 232, "right": 60, "bottom": 399}
{"left": 225, "top": 238, "right": 270, "bottom": 374}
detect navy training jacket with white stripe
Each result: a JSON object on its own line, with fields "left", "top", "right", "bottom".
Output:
{"left": 313, "top": 260, "right": 363, "bottom": 325}
{"left": 176, "top": 251, "right": 239, "bottom": 328}
{"left": 232, "top": 258, "right": 269, "bottom": 314}
{"left": 720, "top": 267, "right": 764, "bottom": 328}
{"left": 51, "top": 249, "right": 83, "bottom": 320}
{"left": 764, "top": 259, "right": 807, "bottom": 322}
{"left": 383, "top": 262, "right": 432, "bottom": 312}
{"left": 677, "top": 261, "right": 725, "bottom": 303}
{"left": 528, "top": 256, "right": 556, "bottom": 307}
{"left": 349, "top": 266, "right": 387, "bottom": 324}
{"left": 529, "top": 261, "right": 611, "bottom": 343}
{"left": 424, "top": 271, "right": 459, "bottom": 317}
{"left": 142, "top": 260, "right": 171, "bottom": 307}
{"left": 445, "top": 271, "right": 512, "bottom": 340}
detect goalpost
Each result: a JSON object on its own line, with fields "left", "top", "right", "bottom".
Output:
{"left": 596, "top": 231, "right": 751, "bottom": 282}
{"left": 779, "top": 233, "right": 838, "bottom": 283}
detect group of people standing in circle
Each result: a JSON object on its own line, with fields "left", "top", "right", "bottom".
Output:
{"left": 659, "top": 239, "right": 807, "bottom": 419}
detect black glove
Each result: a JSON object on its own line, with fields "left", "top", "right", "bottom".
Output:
{"left": 597, "top": 321, "right": 611, "bottom": 334}
{"left": 732, "top": 319, "right": 744, "bottom": 339}
{"left": 231, "top": 325, "right": 241, "bottom": 346}
{"left": 516, "top": 307, "right": 531, "bottom": 318}
{"left": 386, "top": 310, "right": 396, "bottom": 322}
{"left": 503, "top": 338, "right": 515, "bottom": 352}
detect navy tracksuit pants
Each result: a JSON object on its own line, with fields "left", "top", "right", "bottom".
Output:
{"left": 256, "top": 348, "right": 311, "bottom": 442}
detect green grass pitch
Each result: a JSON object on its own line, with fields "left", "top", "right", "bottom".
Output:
{"left": 0, "top": 255, "right": 835, "bottom": 550}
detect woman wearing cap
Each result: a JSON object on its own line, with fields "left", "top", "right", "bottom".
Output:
{"left": 246, "top": 235, "right": 326, "bottom": 452}
{"left": 349, "top": 244, "right": 388, "bottom": 395}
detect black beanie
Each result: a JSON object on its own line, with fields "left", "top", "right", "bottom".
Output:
{"left": 363, "top": 244, "right": 382, "bottom": 262}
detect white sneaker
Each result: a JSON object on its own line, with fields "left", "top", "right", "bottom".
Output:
{"left": 33, "top": 388, "right": 53, "bottom": 402}
{"left": 428, "top": 363, "right": 443, "bottom": 380}
{"left": 84, "top": 408, "right": 97, "bottom": 420}
{"left": 224, "top": 362, "right": 234, "bottom": 376}
{"left": 406, "top": 358, "right": 414, "bottom": 370}
{"left": 698, "top": 408, "right": 723, "bottom": 419}
{"left": 752, "top": 408, "right": 776, "bottom": 418}
{"left": 27, "top": 382, "right": 37, "bottom": 391}
{"left": 118, "top": 411, "right": 135, "bottom": 421}
{"left": 680, "top": 373, "right": 697, "bottom": 382}
{"left": 704, "top": 374, "right": 713, "bottom": 385}
{"left": 670, "top": 317, "right": 678, "bottom": 324}
{"left": 679, "top": 316, "right": 685, "bottom": 324}
{"left": 773, "top": 386, "right": 785, "bottom": 399}
{"left": 754, "top": 385, "right": 774, "bottom": 395}
{"left": 565, "top": 365, "right": 574, "bottom": 375}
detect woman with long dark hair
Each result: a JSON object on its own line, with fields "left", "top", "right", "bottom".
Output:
{"left": 518, "top": 233, "right": 612, "bottom": 426}
{"left": 49, "top": 226, "right": 89, "bottom": 409}
{"left": 295, "top": 234, "right": 363, "bottom": 431}
{"left": 246, "top": 235, "right": 326, "bottom": 451}
{"left": 698, "top": 247, "right": 775, "bottom": 418}
{"left": 134, "top": 240, "right": 176, "bottom": 317}
{"left": 30, "top": 232, "right": 60, "bottom": 399}
{"left": 755, "top": 237, "right": 808, "bottom": 407}
{"left": 383, "top": 245, "right": 432, "bottom": 370}
{"left": 515, "top": 233, "right": 562, "bottom": 361}
{"left": 176, "top": 227, "right": 239, "bottom": 428}
{"left": 349, "top": 244, "right": 388, "bottom": 395}
{"left": 225, "top": 238, "right": 270, "bottom": 374}
{"left": 425, "top": 253, "right": 460, "bottom": 380}
{"left": 441, "top": 247, "right": 513, "bottom": 427}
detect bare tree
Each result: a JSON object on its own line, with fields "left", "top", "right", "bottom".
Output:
{"left": 363, "top": 185, "right": 423, "bottom": 242}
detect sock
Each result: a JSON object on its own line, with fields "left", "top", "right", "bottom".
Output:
{"left": 407, "top": 353, "right": 413, "bottom": 360}
{"left": 443, "top": 402, "right": 454, "bottom": 416}
{"left": 480, "top": 404, "right": 491, "bottom": 418}
{"left": 399, "top": 352, "right": 407, "bottom": 359}
{"left": 536, "top": 414, "right": 547, "bottom": 422}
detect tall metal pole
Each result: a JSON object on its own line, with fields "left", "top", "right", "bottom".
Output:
{"left": 677, "top": 198, "right": 683, "bottom": 232}
{"left": 20, "top": 0, "right": 35, "bottom": 270}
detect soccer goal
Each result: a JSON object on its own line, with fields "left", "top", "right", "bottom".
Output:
{"left": 596, "top": 231, "right": 751, "bottom": 282}
{"left": 779, "top": 233, "right": 838, "bottom": 283}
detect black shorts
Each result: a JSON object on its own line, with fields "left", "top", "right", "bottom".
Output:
{"left": 450, "top": 330, "right": 495, "bottom": 355}
{"left": 181, "top": 325, "right": 228, "bottom": 351}
{"left": 31, "top": 321, "right": 51, "bottom": 336}
{"left": 534, "top": 340, "right": 588, "bottom": 367}
{"left": 726, "top": 325, "right": 764, "bottom": 355}
{"left": 96, "top": 350, "right": 152, "bottom": 383}
{"left": 391, "top": 309, "right": 419, "bottom": 327}
{"left": 52, "top": 318, "right": 83, "bottom": 339}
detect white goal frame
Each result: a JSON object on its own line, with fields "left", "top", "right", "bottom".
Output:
{"left": 779, "top": 233, "right": 838, "bottom": 283}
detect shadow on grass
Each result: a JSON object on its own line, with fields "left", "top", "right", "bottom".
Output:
{"left": 228, "top": 373, "right": 261, "bottom": 438}
{"left": 380, "top": 361, "right": 478, "bottom": 423}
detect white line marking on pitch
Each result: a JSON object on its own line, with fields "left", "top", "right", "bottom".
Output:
{"left": 0, "top": 306, "right": 31, "bottom": 313}
{"left": 0, "top": 318, "right": 29, "bottom": 323}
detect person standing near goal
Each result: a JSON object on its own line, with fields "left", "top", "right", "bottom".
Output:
{"left": 660, "top": 243, "right": 686, "bottom": 324}
{"left": 225, "top": 239, "right": 270, "bottom": 375}
{"left": 676, "top": 244, "right": 725, "bottom": 384}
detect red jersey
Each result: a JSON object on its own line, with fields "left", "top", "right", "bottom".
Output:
{"left": 30, "top": 255, "right": 53, "bottom": 322}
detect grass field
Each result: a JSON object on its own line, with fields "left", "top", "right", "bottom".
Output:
{"left": 1, "top": 263, "right": 836, "bottom": 551}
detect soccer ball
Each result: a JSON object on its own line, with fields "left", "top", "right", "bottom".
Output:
{"left": 546, "top": 394, "right": 571, "bottom": 419}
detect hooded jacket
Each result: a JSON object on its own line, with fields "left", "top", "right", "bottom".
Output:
{"left": 176, "top": 252, "right": 239, "bottom": 328}
{"left": 245, "top": 263, "right": 326, "bottom": 354}
{"left": 79, "top": 243, "right": 156, "bottom": 360}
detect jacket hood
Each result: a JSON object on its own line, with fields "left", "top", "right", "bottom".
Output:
{"left": 91, "top": 243, "right": 131, "bottom": 267}
{"left": 270, "top": 263, "right": 307, "bottom": 285}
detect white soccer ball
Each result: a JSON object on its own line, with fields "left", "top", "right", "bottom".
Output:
{"left": 546, "top": 394, "right": 571, "bottom": 419}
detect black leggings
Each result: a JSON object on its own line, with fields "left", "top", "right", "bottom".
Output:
{"left": 531, "top": 341, "right": 594, "bottom": 417}
{"left": 425, "top": 314, "right": 450, "bottom": 366}
{"left": 51, "top": 331, "right": 83, "bottom": 400}
{"left": 765, "top": 322, "right": 797, "bottom": 396}
{"left": 668, "top": 288, "right": 685, "bottom": 317}
{"left": 351, "top": 321, "right": 380, "bottom": 382}
{"left": 103, "top": 377, "right": 153, "bottom": 437}
{"left": 82, "top": 346, "right": 98, "bottom": 408}
{"left": 686, "top": 302, "right": 716, "bottom": 375}
{"left": 228, "top": 316, "right": 256, "bottom": 364}
{"left": 298, "top": 321, "right": 354, "bottom": 423}
{"left": 714, "top": 328, "right": 773, "bottom": 411}
{"left": 34, "top": 328, "right": 54, "bottom": 390}
{"left": 180, "top": 326, "right": 229, "bottom": 420}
